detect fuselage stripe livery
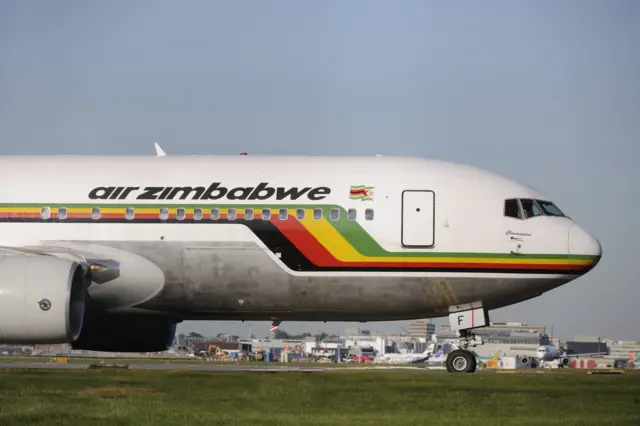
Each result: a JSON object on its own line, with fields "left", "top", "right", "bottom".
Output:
{"left": 0, "top": 204, "right": 599, "bottom": 274}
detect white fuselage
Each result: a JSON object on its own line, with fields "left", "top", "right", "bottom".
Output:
{"left": 0, "top": 155, "right": 602, "bottom": 322}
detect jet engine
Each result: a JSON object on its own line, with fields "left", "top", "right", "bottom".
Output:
{"left": 559, "top": 357, "right": 570, "bottom": 367}
{"left": 0, "top": 255, "right": 87, "bottom": 343}
{"left": 71, "top": 313, "right": 177, "bottom": 353}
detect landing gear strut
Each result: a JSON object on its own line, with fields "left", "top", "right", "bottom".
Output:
{"left": 445, "top": 304, "right": 489, "bottom": 373}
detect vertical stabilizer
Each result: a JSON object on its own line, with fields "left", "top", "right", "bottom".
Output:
{"left": 154, "top": 142, "right": 167, "bottom": 157}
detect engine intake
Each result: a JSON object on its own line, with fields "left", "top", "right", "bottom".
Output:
{"left": 0, "top": 255, "right": 87, "bottom": 343}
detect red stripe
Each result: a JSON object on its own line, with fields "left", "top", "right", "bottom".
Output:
{"left": 0, "top": 212, "right": 42, "bottom": 219}
{"left": 136, "top": 213, "right": 158, "bottom": 219}
{"left": 270, "top": 216, "right": 341, "bottom": 266}
{"left": 101, "top": 213, "right": 124, "bottom": 219}
{"left": 66, "top": 213, "right": 92, "bottom": 219}
{"left": 22, "top": 213, "right": 42, "bottom": 219}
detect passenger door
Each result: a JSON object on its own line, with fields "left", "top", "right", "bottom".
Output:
{"left": 401, "top": 190, "right": 435, "bottom": 248}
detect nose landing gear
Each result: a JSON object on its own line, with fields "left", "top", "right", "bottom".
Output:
{"left": 445, "top": 304, "right": 489, "bottom": 373}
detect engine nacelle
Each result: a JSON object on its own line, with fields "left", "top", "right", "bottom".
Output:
{"left": 559, "top": 357, "right": 570, "bottom": 367}
{"left": 0, "top": 255, "right": 87, "bottom": 343}
{"left": 71, "top": 314, "right": 177, "bottom": 353}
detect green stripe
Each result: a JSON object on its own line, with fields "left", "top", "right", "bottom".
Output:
{"left": 0, "top": 203, "right": 598, "bottom": 261}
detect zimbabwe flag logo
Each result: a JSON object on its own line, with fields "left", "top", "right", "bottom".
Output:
{"left": 349, "top": 185, "right": 374, "bottom": 201}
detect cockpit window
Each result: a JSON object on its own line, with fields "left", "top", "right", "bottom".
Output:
{"left": 504, "top": 199, "right": 521, "bottom": 219}
{"left": 505, "top": 198, "right": 566, "bottom": 219}
{"left": 520, "top": 199, "right": 543, "bottom": 219}
{"left": 536, "top": 200, "right": 565, "bottom": 217}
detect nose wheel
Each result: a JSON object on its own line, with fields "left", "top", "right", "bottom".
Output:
{"left": 446, "top": 349, "right": 477, "bottom": 373}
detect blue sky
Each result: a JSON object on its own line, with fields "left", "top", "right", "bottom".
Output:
{"left": 1, "top": 1, "right": 638, "bottom": 340}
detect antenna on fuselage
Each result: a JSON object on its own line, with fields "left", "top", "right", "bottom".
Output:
{"left": 154, "top": 142, "right": 167, "bottom": 157}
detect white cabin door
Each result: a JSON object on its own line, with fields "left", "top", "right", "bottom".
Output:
{"left": 401, "top": 190, "right": 435, "bottom": 248}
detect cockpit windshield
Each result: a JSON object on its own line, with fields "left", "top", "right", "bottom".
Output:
{"left": 535, "top": 200, "right": 565, "bottom": 217}
{"left": 520, "top": 199, "right": 544, "bottom": 219}
{"left": 504, "top": 199, "right": 566, "bottom": 219}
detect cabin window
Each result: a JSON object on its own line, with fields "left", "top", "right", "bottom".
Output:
{"left": 92, "top": 207, "right": 101, "bottom": 220}
{"left": 244, "top": 208, "right": 254, "bottom": 220}
{"left": 279, "top": 208, "right": 288, "bottom": 220}
{"left": 365, "top": 208, "right": 374, "bottom": 221}
{"left": 228, "top": 208, "right": 236, "bottom": 220}
{"left": 176, "top": 208, "right": 186, "bottom": 221}
{"left": 330, "top": 208, "right": 340, "bottom": 221}
{"left": 313, "top": 208, "right": 322, "bottom": 220}
{"left": 58, "top": 208, "right": 67, "bottom": 220}
{"left": 210, "top": 208, "right": 220, "bottom": 220}
{"left": 520, "top": 199, "right": 543, "bottom": 219}
{"left": 125, "top": 207, "right": 134, "bottom": 220}
{"left": 159, "top": 208, "right": 169, "bottom": 220}
{"left": 193, "top": 208, "right": 203, "bottom": 221}
{"left": 262, "top": 208, "right": 271, "bottom": 220}
{"left": 348, "top": 208, "right": 357, "bottom": 220}
{"left": 296, "top": 208, "right": 305, "bottom": 220}
{"left": 504, "top": 199, "right": 521, "bottom": 219}
{"left": 41, "top": 207, "right": 50, "bottom": 220}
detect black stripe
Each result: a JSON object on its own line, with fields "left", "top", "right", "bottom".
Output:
{"left": 0, "top": 218, "right": 585, "bottom": 275}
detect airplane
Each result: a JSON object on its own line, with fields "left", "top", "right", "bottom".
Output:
{"left": 535, "top": 344, "right": 608, "bottom": 368}
{"left": 377, "top": 347, "right": 433, "bottom": 364}
{"left": 535, "top": 345, "right": 569, "bottom": 366}
{"left": 0, "top": 154, "right": 602, "bottom": 373}
{"left": 377, "top": 339, "right": 456, "bottom": 365}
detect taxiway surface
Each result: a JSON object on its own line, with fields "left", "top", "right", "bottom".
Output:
{"left": 0, "top": 361, "right": 440, "bottom": 372}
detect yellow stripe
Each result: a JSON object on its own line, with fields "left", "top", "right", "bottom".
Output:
{"left": 0, "top": 208, "right": 41, "bottom": 213}
{"left": 63, "top": 208, "right": 93, "bottom": 214}
{"left": 65, "top": 207, "right": 256, "bottom": 216}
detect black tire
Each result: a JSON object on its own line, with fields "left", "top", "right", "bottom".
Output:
{"left": 446, "top": 349, "right": 477, "bottom": 373}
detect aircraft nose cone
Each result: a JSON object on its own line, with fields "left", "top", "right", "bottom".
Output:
{"left": 569, "top": 223, "right": 602, "bottom": 269}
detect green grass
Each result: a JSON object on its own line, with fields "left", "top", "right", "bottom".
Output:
{"left": 0, "top": 369, "right": 638, "bottom": 425}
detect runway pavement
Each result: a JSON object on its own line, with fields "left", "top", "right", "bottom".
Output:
{"left": 0, "top": 361, "right": 442, "bottom": 373}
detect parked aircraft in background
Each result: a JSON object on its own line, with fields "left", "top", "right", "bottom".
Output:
{"left": 377, "top": 347, "right": 433, "bottom": 364}
{"left": 535, "top": 345, "right": 609, "bottom": 368}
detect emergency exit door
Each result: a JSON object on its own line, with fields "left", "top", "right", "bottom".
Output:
{"left": 401, "top": 190, "right": 435, "bottom": 248}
